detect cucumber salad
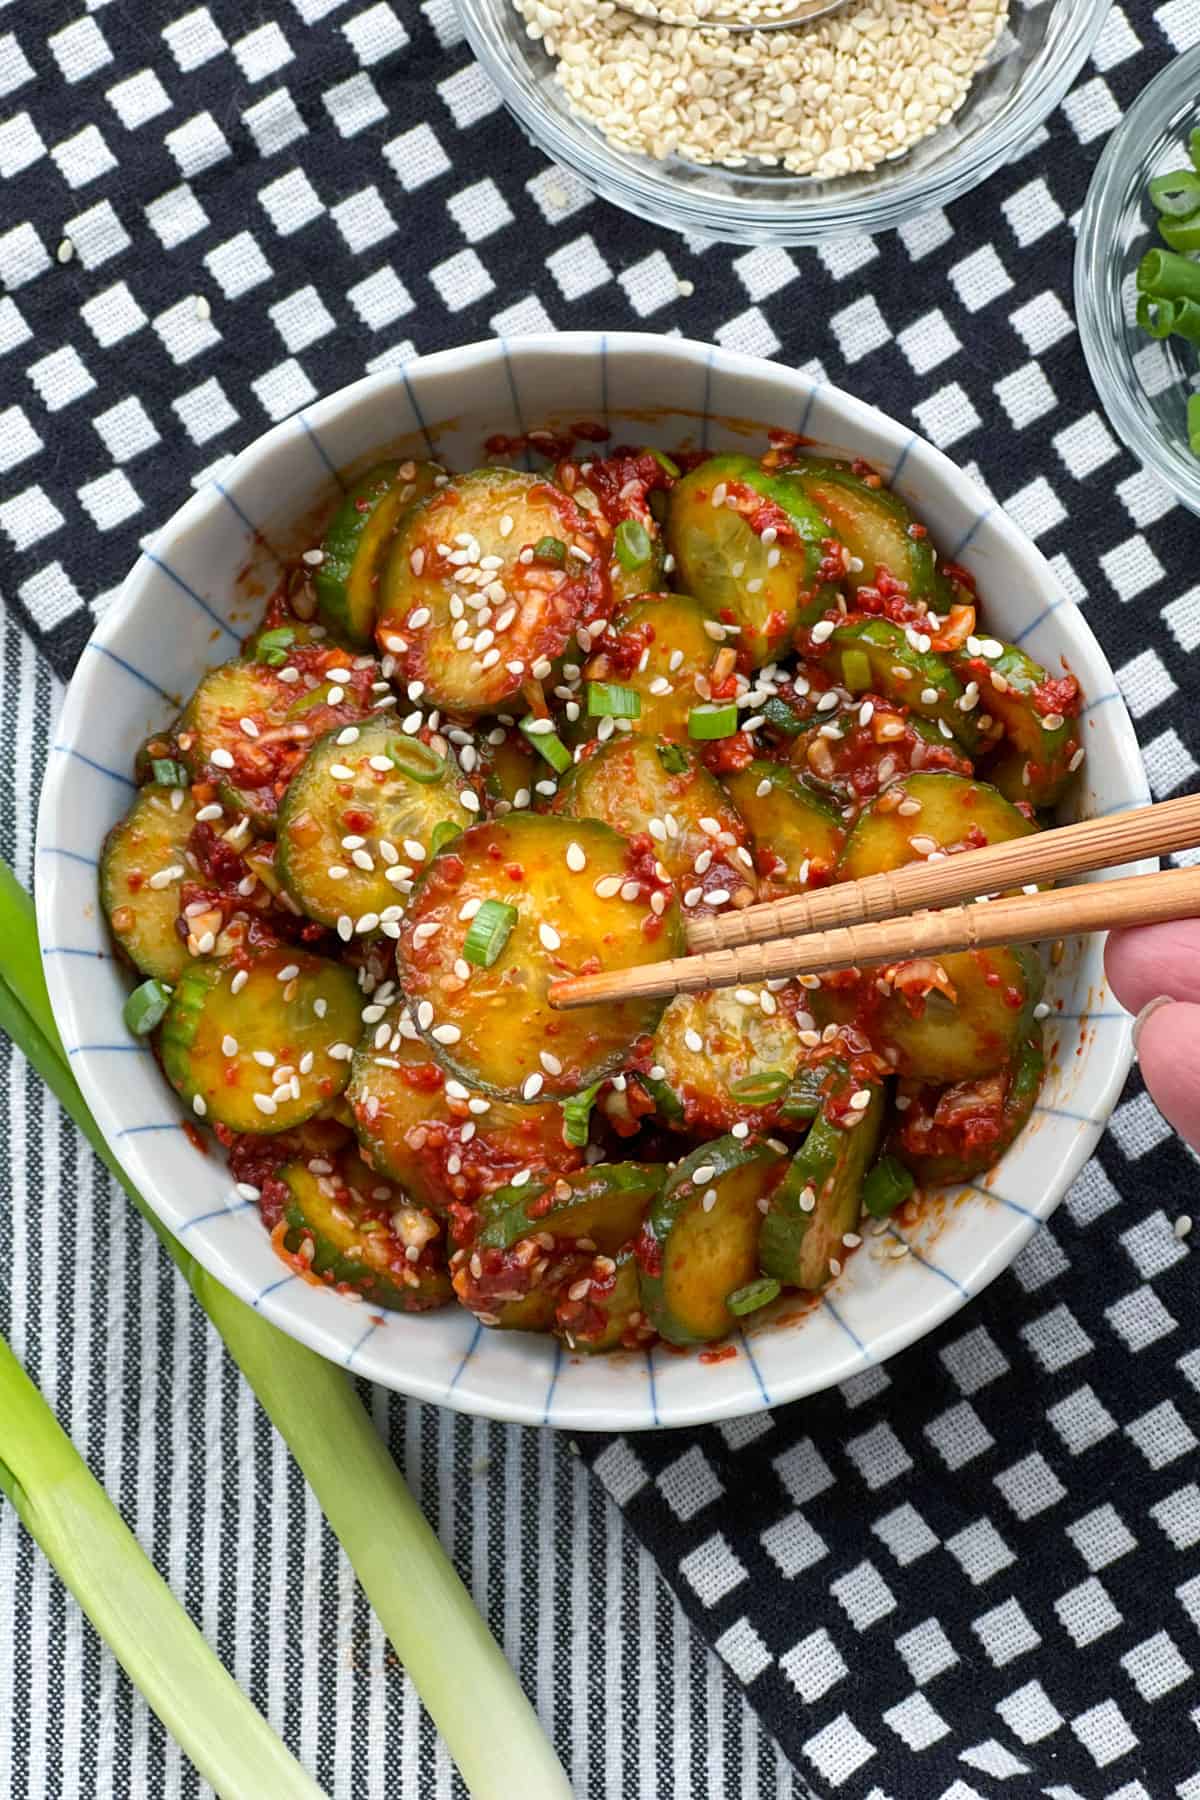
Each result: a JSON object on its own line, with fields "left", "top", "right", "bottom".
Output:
{"left": 101, "top": 435, "right": 1084, "bottom": 1353}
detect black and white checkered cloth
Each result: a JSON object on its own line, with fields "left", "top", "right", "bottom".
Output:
{"left": 3, "top": 3, "right": 1200, "bottom": 1796}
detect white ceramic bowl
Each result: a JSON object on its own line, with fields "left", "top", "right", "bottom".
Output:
{"left": 38, "top": 333, "right": 1148, "bottom": 1432}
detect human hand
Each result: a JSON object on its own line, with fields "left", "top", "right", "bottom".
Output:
{"left": 1105, "top": 920, "right": 1200, "bottom": 1149}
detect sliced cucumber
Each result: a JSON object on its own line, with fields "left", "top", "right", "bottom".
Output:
{"left": 315, "top": 459, "right": 442, "bottom": 646}
{"left": 279, "top": 1160, "right": 452, "bottom": 1311}
{"left": 760, "top": 1073, "right": 883, "bottom": 1290}
{"left": 347, "top": 1002, "right": 579, "bottom": 1209}
{"left": 101, "top": 783, "right": 197, "bottom": 983}
{"left": 160, "top": 946, "right": 362, "bottom": 1133}
{"left": 836, "top": 771, "right": 1038, "bottom": 884}
{"left": 817, "top": 619, "right": 982, "bottom": 753}
{"left": 952, "top": 641, "right": 1083, "bottom": 807}
{"left": 276, "top": 717, "right": 472, "bottom": 929}
{"left": 556, "top": 1246, "right": 653, "bottom": 1352}
{"left": 813, "top": 945, "right": 1044, "bottom": 1084}
{"left": 893, "top": 1031, "right": 1045, "bottom": 1186}
{"left": 477, "top": 722, "right": 541, "bottom": 808}
{"left": 665, "top": 454, "right": 843, "bottom": 667}
{"left": 397, "top": 813, "right": 683, "bottom": 1101}
{"left": 789, "top": 457, "right": 963, "bottom": 614}
{"left": 556, "top": 735, "right": 757, "bottom": 908}
{"left": 790, "top": 706, "right": 974, "bottom": 804}
{"left": 721, "top": 761, "right": 844, "bottom": 893}
{"left": 569, "top": 460, "right": 667, "bottom": 608}
{"left": 651, "top": 986, "right": 809, "bottom": 1133}
{"left": 376, "top": 468, "right": 606, "bottom": 713}
{"left": 590, "top": 593, "right": 723, "bottom": 740}
{"left": 477, "top": 1161, "right": 663, "bottom": 1254}
{"left": 639, "top": 1134, "right": 786, "bottom": 1346}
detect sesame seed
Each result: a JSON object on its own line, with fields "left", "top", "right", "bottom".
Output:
{"left": 538, "top": 922, "right": 562, "bottom": 951}
{"left": 889, "top": 1242, "right": 911, "bottom": 1260}
{"left": 235, "top": 1182, "right": 261, "bottom": 1201}
{"left": 327, "top": 686, "right": 346, "bottom": 705}
{"left": 230, "top": 969, "right": 248, "bottom": 995}
{"left": 221, "top": 1034, "right": 239, "bottom": 1057}
{"left": 731, "top": 1121, "right": 750, "bottom": 1139}
{"left": 459, "top": 898, "right": 482, "bottom": 921}
{"left": 252, "top": 1093, "right": 278, "bottom": 1116}
{"left": 684, "top": 1029, "right": 703, "bottom": 1053}
{"left": 566, "top": 842, "right": 586, "bottom": 872}
{"left": 683, "top": 886, "right": 703, "bottom": 907}
{"left": 432, "top": 1023, "right": 462, "bottom": 1045}
{"left": 1068, "top": 746, "right": 1086, "bottom": 772}
{"left": 210, "top": 747, "right": 235, "bottom": 770}
{"left": 810, "top": 620, "right": 835, "bottom": 645}
{"left": 523, "top": 1072, "right": 544, "bottom": 1100}
{"left": 692, "top": 1163, "right": 715, "bottom": 1184}
{"left": 192, "top": 1093, "right": 207, "bottom": 1117}
{"left": 408, "top": 607, "right": 431, "bottom": 629}
{"left": 799, "top": 1186, "right": 816, "bottom": 1213}
{"left": 1176, "top": 1215, "right": 1193, "bottom": 1239}
{"left": 1033, "top": 1001, "right": 1051, "bottom": 1020}
{"left": 701, "top": 1188, "right": 717, "bottom": 1212}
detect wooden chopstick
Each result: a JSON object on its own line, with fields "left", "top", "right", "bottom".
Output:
{"left": 548, "top": 865, "right": 1200, "bottom": 1009}
{"left": 683, "top": 792, "right": 1200, "bottom": 954}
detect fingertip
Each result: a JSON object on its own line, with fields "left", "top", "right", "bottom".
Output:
{"left": 1106, "top": 919, "right": 1200, "bottom": 1016}
{"left": 1132, "top": 1000, "right": 1200, "bottom": 1152}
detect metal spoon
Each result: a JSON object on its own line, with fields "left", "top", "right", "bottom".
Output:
{"left": 610, "top": 0, "right": 849, "bottom": 31}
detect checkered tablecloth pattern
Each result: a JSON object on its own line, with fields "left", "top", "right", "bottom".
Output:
{"left": 4, "top": 2, "right": 1200, "bottom": 1796}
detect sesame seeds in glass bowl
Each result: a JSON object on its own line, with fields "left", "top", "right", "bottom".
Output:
{"left": 456, "top": 0, "right": 1111, "bottom": 244}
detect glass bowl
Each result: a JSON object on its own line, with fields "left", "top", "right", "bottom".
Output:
{"left": 457, "top": 0, "right": 1111, "bottom": 244}
{"left": 1076, "top": 45, "right": 1200, "bottom": 516}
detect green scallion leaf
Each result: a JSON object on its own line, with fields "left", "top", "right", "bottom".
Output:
{"left": 687, "top": 702, "right": 738, "bottom": 740}
{"left": 862, "top": 1154, "right": 916, "bottom": 1219}
{"left": 614, "top": 519, "right": 652, "bottom": 571}
{"left": 779, "top": 1062, "right": 835, "bottom": 1121}
{"left": 729, "top": 1069, "right": 790, "bottom": 1105}
{"left": 1149, "top": 168, "right": 1200, "bottom": 215}
{"left": 587, "top": 682, "right": 641, "bottom": 719}
{"left": 1188, "top": 394, "right": 1200, "bottom": 458}
{"left": 761, "top": 695, "right": 807, "bottom": 737}
{"left": 561, "top": 1080, "right": 602, "bottom": 1148}
{"left": 150, "top": 758, "right": 189, "bottom": 788}
{"left": 388, "top": 738, "right": 445, "bottom": 784}
{"left": 256, "top": 627, "right": 297, "bottom": 667}
{"left": 727, "top": 1276, "right": 781, "bottom": 1317}
{"left": 519, "top": 715, "right": 572, "bottom": 773}
{"left": 1138, "top": 246, "right": 1200, "bottom": 301}
{"left": 647, "top": 447, "right": 681, "bottom": 478}
{"left": 637, "top": 1072, "right": 685, "bottom": 1122}
{"left": 840, "top": 648, "right": 872, "bottom": 694}
{"left": 1160, "top": 213, "right": 1200, "bottom": 252}
{"left": 532, "top": 536, "right": 566, "bottom": 566}
{"left": 429, "top": 820, "right": 461, "bottom": 856}
{"left": 656, "top": 743, "right": 690, "bottom": 774}
{"left": 122, "top": 978, "right": 172, "bottom": 1036}
{"left": 463, "top": 898, "right": 518, "bottom": 968}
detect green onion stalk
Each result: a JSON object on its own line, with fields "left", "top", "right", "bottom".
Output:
{"left": 0, "top": 859, "right": 570, "bottom": 1800}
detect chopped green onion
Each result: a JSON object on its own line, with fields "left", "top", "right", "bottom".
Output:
{"left": 1149, "top": 168, "right": 1200, "bottom": 215}
{"left": 388, "top": 737, "right": 445, "bottom": 784}
{"left": 646, "top": 447, "right": 681, "bottom": 477}
{"left": 532, "top": 536, "right": 566, "bottom": 566}
{"left": 1190, "top": 126, "right": 1200, "bottom": 171}
{"left": 1159, "top": 214, "right": 1200, "bottom": 252}
{"left": 150, "top": 757, "right": 189, "bottom": 788}
{"left": 429, "top": 820, "right": 461, "bottom": 855}
{"left": 519, "top": 715, "right": 572, "bottom": 773}
{"left": 762, "top": 695, "right": 808, "bottom": 737}
{"left": 687, "top": 702, "right": 738, "bottom": 740}
{"left": 1137, "top": 294, "right": 1177, "bottom": 340}
{"left": 561, "top": 1080, "right": 602, "bottom": 1147}
{"left": 614, "top": 519, "right": 652, "bottom": 571}
{"left": 0, "top": 860, "right": 572, "bottom": 1800}
{"left": 729, "top": 1070, "right": 790, "bottom": 1106}
{"left": 840, "top": 648, "right": 872, "bottom": 693}
{"left": 123, "top": 978, "right": 172, "bottom": 1036}
{"left": 863, "top": 1153, "right": 916, "bottom": 1219}
{"left": 1188, "top": 394, "right": 1200, "bottom": 457}
{"left": 463, "top": 898, "right": 519, "bottom": 968}
{"left": 256, "top": 627, "right": 297, "bottom": 667}
{"left": 656, "top": 743, "right": 690, "bottom": 774}
{"left": 727, "top": 1276, "right": 781, "bottom": 1317}
{"left": 780, "top": 1060, "right": 837, "bottom": 1121}
{"left": 587, "top": 682, "right": 641, "bottom": 719}
{"left": 1138, "top": 246, "right": 1200, "bottom": 301}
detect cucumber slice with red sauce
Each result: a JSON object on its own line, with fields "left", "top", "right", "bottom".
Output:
{"left": 278, "top": 1158, "right": 452, "bottom": 1311}
{"left": 638, "top": 1133, "right": 787, "bottom": 1346}
{"left": 665, "top": 454, "right": 844, "bottom": 667}
{"left": 397, "top": 813, "right": 682, "bottom": 1102}
{"left": 790, "top": 704, "right": 975, "bottom": 803}
{"left": 951, "top": 640, "right": 1083, "bottom": 807}
{"left": 760, "top": 1069, "right": 883, "bottom": 1290}
{"left": 788, "top": 457, "right": 966, "bottom": 614}
{"left": 376, "top": 468, "right": 607, "bottom": 714}
{"left": 347, "top": 1001, "right": 579, "bottom": 1208}
{"left": 815, "top": 618, "right": 984, "bottom": 754}
{"left": 721, "top": 761, "right": 844, "bottom": 893}
{"left": 587, "top": 592, "right": 723, "bottom": 740}
{"left": 836, "top": 770, "right": 1037, "bottom": 884}
{"left": 650, "top": 986, "right": 810, "bottom": 1134}
{"left": 556, "top": 735, "right": 757, "bottom": 913}
{"left": 276, "top": 716, "right": 473, "bottom": 929}
{"left": 160, "top": 945, "right": 363, "bottom": 1133}
{"left": 315, "top": 458, "right": 443, "bottom": 646}
{"left": 892, "top": 1031, "right": 1045, "bottom": 1187}
{"left": 101, "top": 782, "right": 198, "bottom": 983}
{"left": 556, "top": 1245, "right": 654, "bottom": 1352}
{"left": 477, "top": 1161, "right": 663, "bottom": 1254}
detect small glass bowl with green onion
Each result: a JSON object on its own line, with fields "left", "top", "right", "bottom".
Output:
{"left": 1077, "top": 44, "right": 1200, "bottom": 514}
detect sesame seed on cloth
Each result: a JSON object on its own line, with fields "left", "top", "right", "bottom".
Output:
{"left": 515, "top": 0, "right": 1008, "bottom": 177}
